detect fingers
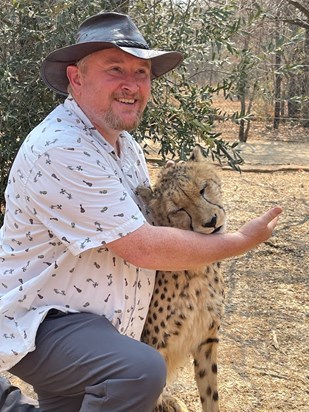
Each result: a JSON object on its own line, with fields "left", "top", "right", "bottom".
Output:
{"left": 262, "top": 206, "right": 282, "bottom": 232}
{"left": 262, "top": 206, "right": 283, "bottom": 223}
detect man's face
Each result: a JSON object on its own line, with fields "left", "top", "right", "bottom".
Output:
{"left": 68, "top": 48, "right": 151, "bottom": 139}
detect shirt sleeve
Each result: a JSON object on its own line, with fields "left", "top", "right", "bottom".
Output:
{"left": 24, "top": 144, "right": 146, "bottom": 255}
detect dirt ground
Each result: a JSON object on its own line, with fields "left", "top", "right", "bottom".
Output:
{"left": 2, "top": 134, "right": 309, "bottom": 411}
{"left": 165, "top": 167, "right": 308, "bottom": 412}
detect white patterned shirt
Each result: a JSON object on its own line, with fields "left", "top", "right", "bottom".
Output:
{"left": 0, "top": 96, "right": 155, "bottom": 371}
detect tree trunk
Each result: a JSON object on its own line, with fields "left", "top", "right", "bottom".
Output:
{"left": 287, "top": 75, "right": 301, "bottom": 120}
{"left": 238, "top": 94, "right": 246, "bottom": 142}
{"left": 244, "top": 81, "right": 258, "bottom": 141}
{"left": 301, "top": 28, "right": 309, "bottom": 127}
{"left": 273, "top": 18, "right": 282, "bottom": 130}
{"left": 273, "top": 52, "right": 282, "bottom": 129}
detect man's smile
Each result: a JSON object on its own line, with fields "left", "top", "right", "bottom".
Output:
{"left": 116, "top": 98, "right": 136, "bottom": 104}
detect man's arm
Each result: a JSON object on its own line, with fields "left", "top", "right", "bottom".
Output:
{"left": 108, "top": 207, "right": 282, "bottom": 270}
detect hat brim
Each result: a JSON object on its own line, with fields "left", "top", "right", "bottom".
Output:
{"left": 40, "top": 42, "right": 183, "bottom": 95}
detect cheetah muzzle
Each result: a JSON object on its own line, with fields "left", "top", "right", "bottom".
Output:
{"left": 137, "top": 145, "right": 226, "bottom": 412}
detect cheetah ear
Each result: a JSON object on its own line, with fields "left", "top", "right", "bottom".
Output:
{"left": 165, "top": 160, "right": 185, "bottom": 168}
{"left": 136, "top": 185, "right": 154, "bottom": 203}
{"left": 165, "top": 160, "right": 175, "bottom": 169}
{"left": 189, "top": 144, "right": 205, "bottom": 163}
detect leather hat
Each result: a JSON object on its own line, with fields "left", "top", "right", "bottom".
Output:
{"left": 40, "top": 12, "right": 183, "bottom": 95}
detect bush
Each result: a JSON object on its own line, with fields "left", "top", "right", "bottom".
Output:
{"left": 0, "top": 0, "right": 243, "bottom": 225}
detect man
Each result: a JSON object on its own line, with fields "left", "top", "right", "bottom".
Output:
{"left": 0, "top": 12, "right": 282, "bottom": 412}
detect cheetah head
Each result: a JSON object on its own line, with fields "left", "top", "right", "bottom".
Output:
{"left": 137, "top": 145, "right": 226, "bottom": 234}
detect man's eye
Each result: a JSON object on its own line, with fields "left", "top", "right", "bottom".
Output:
{"left": 136, "top": 68, "right": 150, "bottom": 78}
{"left": 109, "top": 67, "right": 122, "bottom": 75}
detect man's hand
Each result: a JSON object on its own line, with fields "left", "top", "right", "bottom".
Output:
{"left": 237, "top": 206, "right": 283, "bottom": 247}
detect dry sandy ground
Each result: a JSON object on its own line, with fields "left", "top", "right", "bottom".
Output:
{"left": 2, "top": 142, "right": 309, "bottom": 412}
{"left": 161, "top": 166, "right": 308, "bottom": 412}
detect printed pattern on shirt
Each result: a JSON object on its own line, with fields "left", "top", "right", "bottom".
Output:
{"left": 0, "top": 96, "right": 155, "bottom": 371}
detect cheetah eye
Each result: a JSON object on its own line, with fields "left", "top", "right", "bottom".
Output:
{"left": 171, "top": 208, "right": 185, "bottom": 215}
{"left": 200, "top": 184, "right": 208, "bottom": 195}
{"left": 168, "top": 208, "right": 188, "bottom": 221}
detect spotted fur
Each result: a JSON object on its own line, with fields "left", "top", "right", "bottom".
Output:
{"left": 137, "top": 146, "right": 226, "bottom": 412}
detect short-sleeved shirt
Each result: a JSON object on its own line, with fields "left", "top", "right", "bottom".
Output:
{"left": 0, "top": 96, "right": 155, "bottom": 372}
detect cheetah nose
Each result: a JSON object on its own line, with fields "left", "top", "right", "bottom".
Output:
{"left": 203, "top": 214, "right": 217, "bottom": 228}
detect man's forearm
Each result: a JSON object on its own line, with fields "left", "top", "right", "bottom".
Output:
{"left": 108, "top": 207, "right": 282, "bottom": 270}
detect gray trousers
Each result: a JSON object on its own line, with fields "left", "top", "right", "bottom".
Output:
{"left": 9, "top": 312, "right": 166, "bottom": 412}
{"left": 0, "top": 375, "right": 39, "bottom": 411}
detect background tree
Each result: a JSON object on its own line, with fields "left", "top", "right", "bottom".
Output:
{"left": 1, "top": 0, "right": 308, "bottom": 225}
{"left": 131, "top": 0, "right": 244, "bottom": 161}
{"left": 216, "top": 0, "right": 307, "bottom": 135}
{"left": 220, "top": 0, "right": 263, "bottom": 142}
{"left": 282, "top": 0, "right": 309, "bottom": 127}
{"left": 273, "top": 7, "right": 284, "bottom": 130}
{"left": 251, "top": 0, "right": 308, "bottom": 130}
{"left": 0, "top": 0, "right": 246, "bottom": 224}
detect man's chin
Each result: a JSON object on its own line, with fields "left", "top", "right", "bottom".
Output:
{"left": 99, "top": 110, "right": 143, "bottom": 133}
{"left": 115, "top": 117, "right": 142, "bottom": 132}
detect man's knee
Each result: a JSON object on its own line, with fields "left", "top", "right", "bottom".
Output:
{"left": 120, "top": 342, "right": 166, "bottom": 404}
{"left": 81, "top": 346, "right": 166, "bottom": 411}
{"left": 139, "top": 345, "right": 166, "bottom": 396}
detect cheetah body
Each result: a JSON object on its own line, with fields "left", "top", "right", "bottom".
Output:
{"left": 138, "top": 146, "right": 226, "bottom": 412}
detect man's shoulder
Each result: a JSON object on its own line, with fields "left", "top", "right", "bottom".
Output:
{"left": 22, "top": 104, "right": 86, "bottom": 154}
{"left": 37, "top": 103, "right": 85, "bottom": 137}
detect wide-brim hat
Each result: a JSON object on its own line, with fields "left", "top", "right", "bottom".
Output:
{"left": 40, "top": 12, "right": 184, "bottom": 95}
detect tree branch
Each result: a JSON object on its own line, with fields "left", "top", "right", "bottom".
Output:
{"left": 286, "top": 0, "right": 309, "bottom": 19}
{"left": 281, "top": 18, "right": 309, "bottom": 30}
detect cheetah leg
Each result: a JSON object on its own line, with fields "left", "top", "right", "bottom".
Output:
{"left": 153, "top": 392, "right": 189, "bottom": 412}
{"left": 192, "top": 336, "right": 220, "bottom": 412}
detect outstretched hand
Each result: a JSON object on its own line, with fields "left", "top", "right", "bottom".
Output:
{"left": 238, "top": 207, "right": 283, "bottom": 248}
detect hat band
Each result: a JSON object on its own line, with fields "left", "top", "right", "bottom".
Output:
{"left": 114, "top": 39, "right": 150, "bottom": 50}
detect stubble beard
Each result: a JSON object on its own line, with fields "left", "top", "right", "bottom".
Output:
{"left": 97, "top": 106, "right": 144, "bottom": 132}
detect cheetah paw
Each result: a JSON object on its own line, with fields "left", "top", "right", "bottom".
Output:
{"left": 155, "top": 393, "right": 189, "bottom": 412}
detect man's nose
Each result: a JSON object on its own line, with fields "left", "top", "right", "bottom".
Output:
{"left": 121, "top": 74, "right": 139, "bottom": 93}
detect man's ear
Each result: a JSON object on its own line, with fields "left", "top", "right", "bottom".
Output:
{"left": 66, "top": 65, "right": 82, "bottom": 96}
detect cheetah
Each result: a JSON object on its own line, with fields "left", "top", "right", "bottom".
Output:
{"left": 138, "top": 145, "right": 226, "bottom": 412}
